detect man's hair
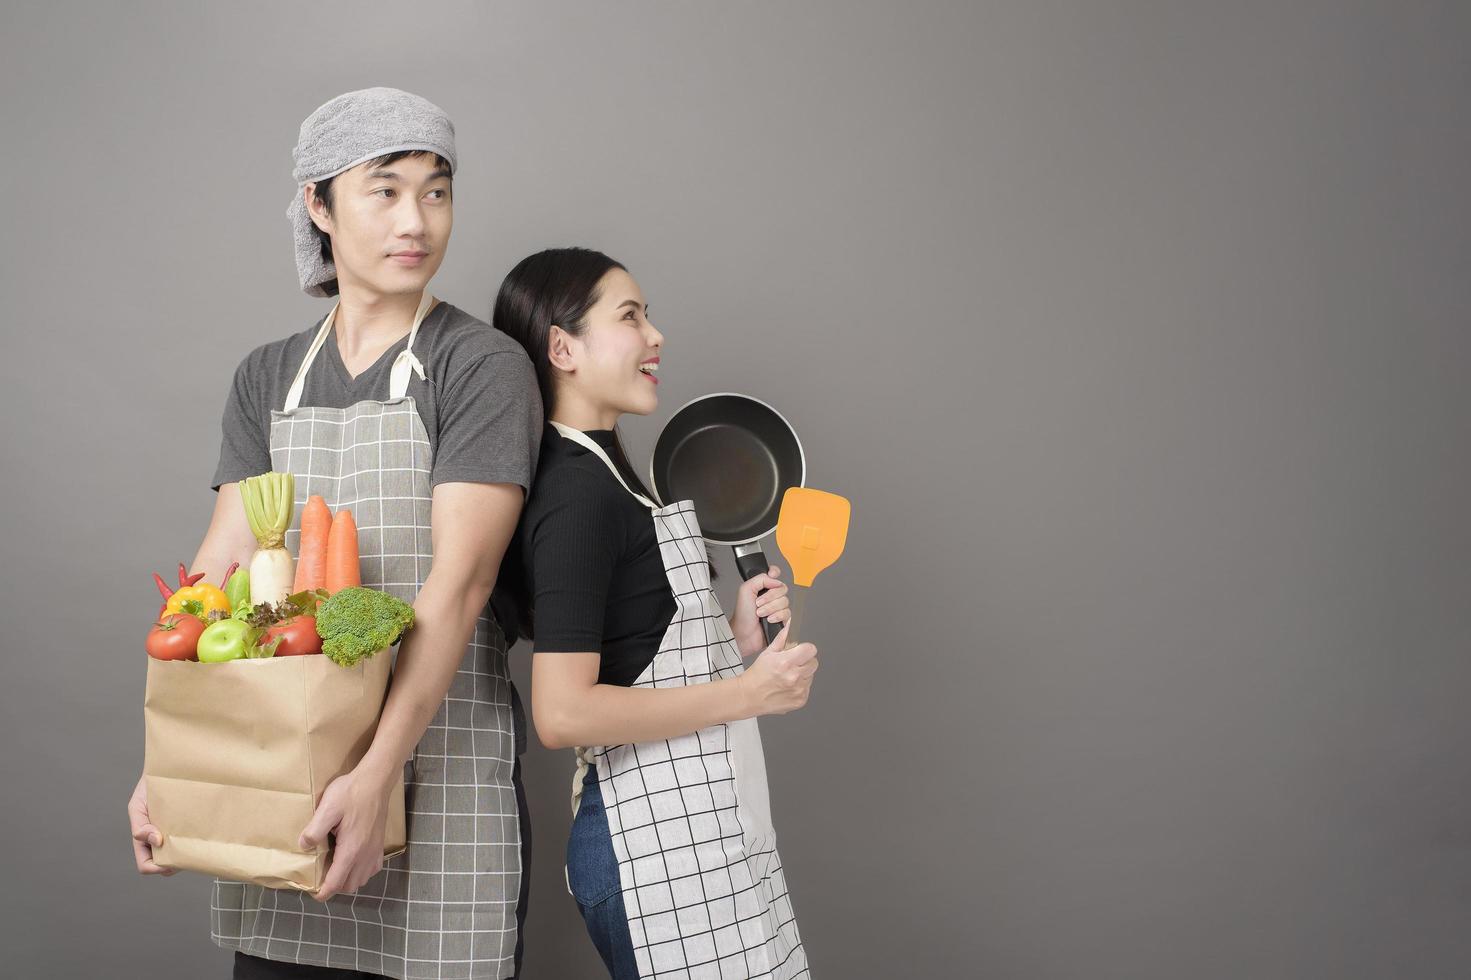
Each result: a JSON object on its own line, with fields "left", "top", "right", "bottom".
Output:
{"left": 309, "top": 150, "right": 452, "bottom": 296}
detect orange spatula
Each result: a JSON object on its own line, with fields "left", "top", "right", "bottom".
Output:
{"left": 775, "top": 487, "right": 851, "bottom": 647}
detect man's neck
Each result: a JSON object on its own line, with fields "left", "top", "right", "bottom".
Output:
{"left": 332, "top": 281, "right": 428, "bottom": 359}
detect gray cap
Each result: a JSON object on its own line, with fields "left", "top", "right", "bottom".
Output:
{"left": 287, "top": 87, "right": 458, "bottom": 296}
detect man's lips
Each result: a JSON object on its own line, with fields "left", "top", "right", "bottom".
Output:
{"left": 389, "top": 251, "right": 429, "bottom": 266}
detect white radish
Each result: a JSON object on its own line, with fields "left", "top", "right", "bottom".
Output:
{"left": 240, "top": 472, "right": 297, "bottom": 606}
{"left": 250, "top": 547, "right": 295, "bottom": 606}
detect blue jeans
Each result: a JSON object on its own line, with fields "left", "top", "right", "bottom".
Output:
{"left": 567, "top": 767, "right": 640, "bottom": 979}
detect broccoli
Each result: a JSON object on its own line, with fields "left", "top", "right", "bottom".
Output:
{"left": 316, "top": 587, "right": 416, "bottom": 667}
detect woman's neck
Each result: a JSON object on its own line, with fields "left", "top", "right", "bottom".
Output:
{"left": 550, "top": 389, "right": 621, "bottom": 432}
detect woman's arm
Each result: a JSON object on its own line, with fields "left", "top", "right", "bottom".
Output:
{"left": 531, "top": 627, "right": 819, "bottom": 750}
{"left": 527, "top": 475, "right": 817, "bottom": 750}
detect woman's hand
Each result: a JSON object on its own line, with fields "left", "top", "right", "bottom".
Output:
{"left": 736, "top": 625, "right": 818, "bottom": 717}
{"left": 128, "top": 772, "right": 175, "bottom": 876}
{"left": 300, "top": 763, "right": 392, "bottom": 901}
{"left": 730, "top": 565, "right": 791, "bottom": 658}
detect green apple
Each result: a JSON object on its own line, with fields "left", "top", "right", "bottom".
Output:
{"left": 197, "top": 618, "right": 253, "bottom": 663}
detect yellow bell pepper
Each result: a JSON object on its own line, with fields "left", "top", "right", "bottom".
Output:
{"left": 164, "top": 583, "right": 232, "bottom": 620}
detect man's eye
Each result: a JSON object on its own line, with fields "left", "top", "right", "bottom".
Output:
{"left": 427, "top": 189, "right": 447, "bottom": 200}
{"left": 374, "top": 188, "right": 395, "bottom": 198}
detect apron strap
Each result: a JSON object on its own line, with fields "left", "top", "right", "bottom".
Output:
{"left": 388, "top": 291, "right": 435, "bottom": 400}
{"left": 282, "top": 292, "right": 436, "bottom": 412}
{"left": 549, "top": 421, "right": 660, "bottom": 509}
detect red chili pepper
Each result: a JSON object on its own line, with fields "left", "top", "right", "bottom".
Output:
{"left": 153, "top": 572, "right": 175, "bottom": 618}
{"left": 173, "top": 561, "right": 207, "bottom": 588}
{"left": 221, "top": 561, "right": 240, "bottom": 587}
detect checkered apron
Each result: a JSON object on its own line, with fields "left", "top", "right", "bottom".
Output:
{"left": 213, "top": 294, "right": 524, "bottom": 979}
{"left": 553, "top": 423, "right": 810, "bottom": 980}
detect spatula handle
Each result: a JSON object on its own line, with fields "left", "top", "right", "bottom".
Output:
{"left": 784, "top": 586, "right": 809, "bottom": 649}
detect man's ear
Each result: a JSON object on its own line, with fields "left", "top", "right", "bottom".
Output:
{"left": 304, "top": 183, "right": 332, "bottom": 234}
{"left": 547, "top": 325, "right": 577, "bottom": 373}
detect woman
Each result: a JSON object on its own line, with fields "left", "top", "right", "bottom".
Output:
{"left": 495, "top": 248, "right": 816, "bottom": 979}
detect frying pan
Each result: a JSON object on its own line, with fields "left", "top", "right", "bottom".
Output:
{"left": 650, "top": 392, "right": 805, "bottom": 644}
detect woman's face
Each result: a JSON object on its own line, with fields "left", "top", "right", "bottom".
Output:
{"left": 560, "top": 268, "right": 664, "bottom": 419}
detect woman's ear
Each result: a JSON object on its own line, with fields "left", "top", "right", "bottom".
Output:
{"left": 305, "top": 183, "right": 332, "bottom": 234}
{"left": 547, "top": 325, "right": 577, "bottom": 373}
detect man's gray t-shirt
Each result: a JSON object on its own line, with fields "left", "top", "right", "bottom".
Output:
{"left": 212, "top": 300, "right": 542, "bottom": 492}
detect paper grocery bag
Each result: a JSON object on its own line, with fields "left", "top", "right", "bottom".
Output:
{"left": 144, "top": 650, "right": 407, "bottom": 891}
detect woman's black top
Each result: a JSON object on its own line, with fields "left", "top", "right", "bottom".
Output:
{"left": 517, "top": 426, "right": 677, "bottom": 686}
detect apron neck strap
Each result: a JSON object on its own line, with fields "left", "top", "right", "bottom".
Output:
{"left": 549, "top": 421, "right": 659, "bottom": 510}
{"left": 283, "top": 292, "right": 437, "bottom": 412}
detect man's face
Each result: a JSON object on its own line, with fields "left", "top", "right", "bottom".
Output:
{"left": 307, "top": 152, "right": 452, "bottom": 298}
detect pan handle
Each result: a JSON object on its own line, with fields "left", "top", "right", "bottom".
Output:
{"left": 734, "top": 548, "right": 784, "bottom": 645}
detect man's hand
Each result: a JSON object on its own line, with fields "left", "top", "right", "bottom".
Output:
{"left": 300, "top": 765, "right": 393, "bottom": 901}
{"left": 730, "top": 565, "right": 791, "bottom": 658}
{"left": 127, "top": 773, "right": 175, "bottom": 876}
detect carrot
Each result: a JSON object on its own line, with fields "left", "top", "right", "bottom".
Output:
{"left": 324, "top": 508, "right": 361, "bottom": 594}
{"left": 293, "top": 495, "right": 332, "bottom": 593}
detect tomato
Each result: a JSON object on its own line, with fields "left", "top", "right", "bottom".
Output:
{"left": 146, "top": 614, "right": 206, "bottom": 661}
{"left": 267, "top": 615, "right": 322, "bottom": 657}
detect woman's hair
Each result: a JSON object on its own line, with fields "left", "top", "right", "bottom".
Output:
{"left": 493, "top": 247, "right": 682, "bottom": 642}
{"left": 308, "top": 150, "right": 453, "bottom": 297}
{"left": 493, "top": 247, "right": 658, "bottom": 502}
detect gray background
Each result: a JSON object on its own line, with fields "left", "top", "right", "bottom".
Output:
{"left": 2, "top": 1, "right": 1468, "bottom": 977}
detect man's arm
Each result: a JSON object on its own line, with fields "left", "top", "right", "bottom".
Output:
{"left": 190, "top": 482, "right": 261, "bottom": 582}
{"left": 129, "top": 483, "right": 258, "bottom": 876}
{"left": 361, "top": 480, "right": 523, "bottom": 779}
{"left": 300, "top": 480, "right": 524, "bottom": 900}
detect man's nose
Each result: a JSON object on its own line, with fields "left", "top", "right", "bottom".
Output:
{"left": 394, "top": 199, "right": 426, "bottom": 238}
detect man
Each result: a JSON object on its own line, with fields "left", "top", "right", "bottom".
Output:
{"left": 126, "top": 87, "right": 542, "bottom": 980}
